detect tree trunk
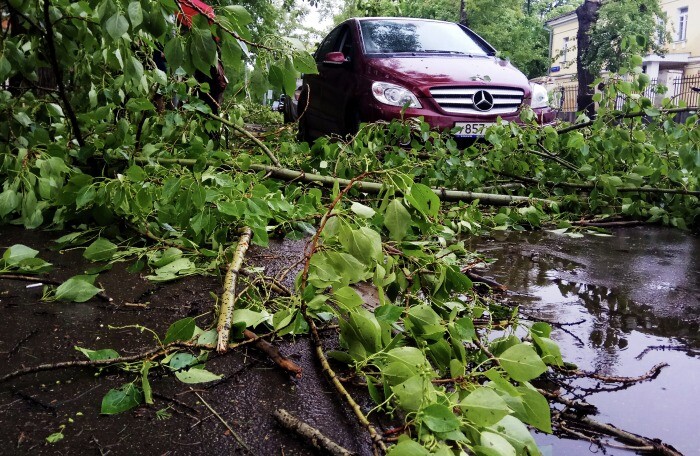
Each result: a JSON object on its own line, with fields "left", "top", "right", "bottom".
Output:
{"left": 575, "top": 0, "right": 601, "bottom": 117}
{"left": 459, "top": 0, "right": 468, "bottom": 27}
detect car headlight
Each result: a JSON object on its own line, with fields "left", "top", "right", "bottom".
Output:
{"left": 371, "top": 82, "right": 422, "bottom": 108}
{"left": 530, "top": 83, "right": 549, "bottom": 109}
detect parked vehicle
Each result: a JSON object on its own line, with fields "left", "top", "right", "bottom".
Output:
{"left": 297, "top": 17, "right": 555, "bottom": 141}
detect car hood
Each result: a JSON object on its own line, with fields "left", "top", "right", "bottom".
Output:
{"left": 364, "top": 55, "right": 531, "bottom": 97}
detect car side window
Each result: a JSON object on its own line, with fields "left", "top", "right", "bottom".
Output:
{"left": 338, "top": 28, "right": 353, "bottom": 61}
{"left": 315, "top": 26, "right": 342, "bottom": 62}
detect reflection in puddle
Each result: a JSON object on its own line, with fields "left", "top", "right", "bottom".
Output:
{"left": 473, "top": 228, "right": 700, "bottom": 455}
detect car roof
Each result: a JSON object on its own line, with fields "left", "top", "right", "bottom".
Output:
{"left": 353, "top": 17, "right": 456, "bottom": 25}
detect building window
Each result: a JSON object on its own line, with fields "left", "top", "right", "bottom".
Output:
{"left": 656, "top": 18, "right": 665, "bottom": 44}
{"left": 562, "top": 37, "right": 569, "bottom": 64}
{"left": 678, "top": 7, "right": 688, "bottom": 41}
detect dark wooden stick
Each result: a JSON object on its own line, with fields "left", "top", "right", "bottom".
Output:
{"left": 243, "top": 330, "right": 301, "bottom": 378}
{"left": 273, "top": 409, "right": 355, "bottom": 456}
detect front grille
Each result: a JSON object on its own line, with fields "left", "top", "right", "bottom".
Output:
{"left": 429, "top": 86, "right": 524, "bottom": 115}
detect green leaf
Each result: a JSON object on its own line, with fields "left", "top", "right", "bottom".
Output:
{"left": 163, "top": 317, "right": 196, "bottom": 344}
{"left": 188, "top": 24, "right": 217, "bottom": 74}
{"left": 46, "top": 432, "right": 64, "bottom": 443}
{"left": 127, "top": 1, "right": 143, "bottom": 27}
{"left": 386, "top": 437, "right": 430, "bottom": 456}
{"left": 478, "top": 431, "right": 517, "bottom": 456}
{"left": 141, "top": 361, "right": 153, "bottom": 405}
{"left": 405, "top": 183, "right": 440, "bottom": 217}
{"left": 332, "top": 286, "right": 364, "bottom": 311}
{"left": 514, "top": 384, "right": 552, "bottom": 433}
{"left": 168, "top": 353, "right": 198, "bottom": 370}
{"left": 164, "top": 36, "right": 185, "bottom": 71}
{"left": 105, "top": 13, "right": 129, "bottom": 40}
{"left": 459, "top": 386, "right": 511, "bottom": 427}
{"left": 375, "top": 305, "right": 403, "bottom": 324}
{"left": 2, "top": 244, "right": 39, "bottom": 266}
{"left": 421, "top": 403, "right": 460, "bottom": 432}
{"left": 75, "top": 346, "right": 120, "bottom": 361}
{"left": 384, "top": 199, "right": 411, "bottom": 241}
{"left": 0, "top": 55, "right": 11, "bottom": 81}
{"left": 13, "top": 111, "right": 32, "bottom": 127}
{"left": 101, "top": 383, "right": 142, "bottom": 414}
{"left": 83, "top": 238, "right": 117, "bottom": 262}
{"left": 232, "top": 308, "right": 269, "bottom": 328}
{"left": 175, "top": 368, "right": 222, "bottom": 383}
{"left": 487, "top": 415, "right": 542, "bottom": 456}
{"left": 55, "top": 276, "right": 102, "bottom": 302}
{"left": 223, "top": 5, "right": 252, "bottom": 25}
{"left": 292, "top": 51, "right": 318, "bottom": 74}
{"left": 499, "top": 344, "right": 548, "bottom": 382}
{"left": 393, "top": 375, "right": 436, "bottom": 412}
{"left": 0, "top": 189, "right": 20, "bottom": 217}
{"left": 197, "top": 329, "right": 218, "bottom": 345}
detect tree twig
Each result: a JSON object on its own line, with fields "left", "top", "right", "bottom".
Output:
{"left": 192, "top": 390, "right": 252, "bottom": 454}
{"left": 242, "top": 329, "right": 301, "bottom": 377}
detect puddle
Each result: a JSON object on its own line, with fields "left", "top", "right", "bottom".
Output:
{"left": 475, "top": 227, "right": 700, "bottom": 455}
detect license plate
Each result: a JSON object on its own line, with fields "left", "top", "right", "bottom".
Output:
{"left": 455, "top": 122, "right": 494, "bottom": 137}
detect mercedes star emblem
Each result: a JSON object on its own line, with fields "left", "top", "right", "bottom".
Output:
{"left": 473, "top": 90, "right": 494, "bottom": 112}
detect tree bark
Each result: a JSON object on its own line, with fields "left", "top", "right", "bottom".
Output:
{"left": 459, "top": 0, "right": 468, "bottom": 27}
{"left": 575, "top": 0, "right": 601, "bottom": 117}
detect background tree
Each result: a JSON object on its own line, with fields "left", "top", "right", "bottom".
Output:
{"left": 584, "top": 0, "right": 668, "bottom": 75}
{"left": 576, "top": 0, "right": 668, "bottom": 114}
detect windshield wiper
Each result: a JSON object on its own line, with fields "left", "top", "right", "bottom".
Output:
{"left": 420, "top": 50, "right": 467, "bottom": 55}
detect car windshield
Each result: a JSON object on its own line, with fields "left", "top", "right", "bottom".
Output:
{"left": 360, "top": 19, "right": 489, "bottom": 56}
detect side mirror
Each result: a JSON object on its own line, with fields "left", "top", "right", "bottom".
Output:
{"left": 323, "top": 51, "right": 347, "bottom": 65}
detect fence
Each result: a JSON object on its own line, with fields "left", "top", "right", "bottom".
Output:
{"left": 548, "top": 75, "right": 700, "bottom": 113}
{"left": 674, "top": 75, "right": 700, "bottom": 107}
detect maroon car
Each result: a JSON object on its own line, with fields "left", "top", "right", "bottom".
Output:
{"left": 298, "top": 17, "right": 555, "bottom": 141}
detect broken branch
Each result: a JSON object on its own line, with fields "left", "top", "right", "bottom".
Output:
{"left": 217, "top": 227, "right": 253, "bottom": 353}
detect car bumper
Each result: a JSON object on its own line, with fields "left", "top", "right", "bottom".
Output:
{"left": 364, "top": 102, "right": 557, "bottom": 133}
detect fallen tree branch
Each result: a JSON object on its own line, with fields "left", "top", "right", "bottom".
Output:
{"left": 559, "top": 412, "right": 684, "bottom": 456}
{"left": 132, "top": 156, "right": 555, "bottom": 206}
{"left": 199, "top": 110, "right": 281, "bottom": 166}
{"left": 217, "top": 227, "right": 253, "bottom": 353}
{"left": 273, "top": 409, "right": 355, "bottom": 456}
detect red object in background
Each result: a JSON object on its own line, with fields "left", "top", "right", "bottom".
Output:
{"left": 177, "top": 0, "right": 216, "bottom": 28}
